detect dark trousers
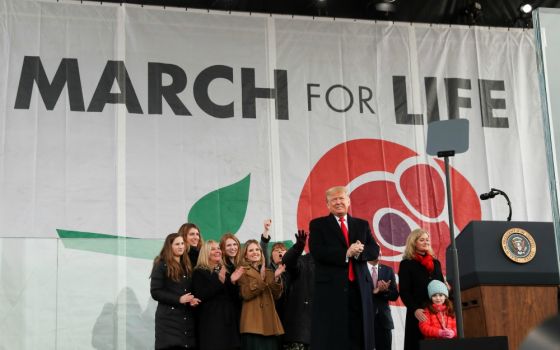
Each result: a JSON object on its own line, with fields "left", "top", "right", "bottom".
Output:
{"left": 404, "top": 310, "right": 422, "bottom": 350}
{"left": 374, "top": 324, "right": 392, "bottom": 350}
{"left": 348, "top": 281, "right": 364, "bottom": 350}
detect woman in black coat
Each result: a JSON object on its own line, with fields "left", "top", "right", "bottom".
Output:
{"left": 178, "top": 223, "right": 204, "bottom": 266}
{"left": 220, "top": 232, "right": 241, "bottom": 274}
{"left": 398, "top": 229, "right": 445, "bottom": 350}
{"left": 150, "top": 233, "right": 201, "bottom": 350}
{"left": 192, "top": 240, "right": 244, "bottom": 350}
{"left": 219, "top": 233, "right": 245, "bottom": 319}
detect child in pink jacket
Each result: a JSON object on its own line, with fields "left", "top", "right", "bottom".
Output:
{"left": 419, "top": 280, "right": 457, "bottom": 339}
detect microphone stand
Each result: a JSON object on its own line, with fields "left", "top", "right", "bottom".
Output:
{"left": 490, "top": 188, "right": 512, "bottom": 221}
{"left": 426, "top": 118, "right": 469, "bottom": 339}
{"left": 438, "top": 150, "right": 464, "bottom": 338}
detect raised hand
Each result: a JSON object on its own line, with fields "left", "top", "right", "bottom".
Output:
{"left": 263, "top": 219, "right": 272, "bottom": 238}
{"left": 295, "top": 230, "right": 308, "bottom": 246}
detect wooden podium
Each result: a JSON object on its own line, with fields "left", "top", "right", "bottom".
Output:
{"left": 447, "top": 221, "right": 560, "bottom": 350}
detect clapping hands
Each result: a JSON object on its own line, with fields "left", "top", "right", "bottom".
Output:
{"left": 347, "top": 240, "right": 364, "bottom": 258}
{"left": 373, "top": 280, "right": 390, "bottom": 294}
{"left": 259, "top": 262, "right": 285, "bottom": 282}
{"left": 230, "top": 266, "right": 245, "bottom": 284}
{"left": 274, "top": 263, "right": 286, "bottom": 281}
{"left": 260, "top": 262, "right": 267, "bottom": 281}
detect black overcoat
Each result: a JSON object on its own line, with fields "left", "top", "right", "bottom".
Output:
{"left": 308, "top": 214, "right": 380, "bottom": 350}
{"left": 150, "top": 261, "right": 196, "bottom": 349}
{"left": 398, "top": 258, "right": 444, "bottom": 350}
{"left": 224, "top": 258, "right": 242, "bottom": 320}
{"left": 188, "top": 247, "right": 199, "bottom": 267}
{"left": 192, "top": 267, "right": 241, "bottom": 350}
{"left": 281, "top": 241, "right": 315, "bottom": 345}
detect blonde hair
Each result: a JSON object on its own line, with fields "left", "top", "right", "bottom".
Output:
{"left": 219, "top": 233, "right": 241, "bottom": 266}
{"left": 402, "top": 228, "right": 435, "bottom": 260}
{"left": 325, "top": 186, "right": 348, "bottom": 202}
{"left": 240, "top": 239, "right": 265, "bottom": 267}
{"left": 195, "top": 240, "right": 220, "bottom": 271}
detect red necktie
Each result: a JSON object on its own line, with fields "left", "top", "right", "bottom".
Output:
{"left": 339, "top": 217, "right": 355, "bottom": 281}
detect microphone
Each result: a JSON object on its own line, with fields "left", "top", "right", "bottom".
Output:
{"left": 479, "top": 190, "right": 498, "bottom": 200}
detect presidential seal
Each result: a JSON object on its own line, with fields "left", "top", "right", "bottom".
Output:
{"left": 501, "top": 228, "right": 536, "bottom": 263}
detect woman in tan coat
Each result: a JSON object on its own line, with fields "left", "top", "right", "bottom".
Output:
{"left": 238, "top": 239, "right": 285, "bottom": 350}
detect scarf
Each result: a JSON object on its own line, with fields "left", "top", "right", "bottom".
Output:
{"left": 415, "top": 252, "right": 434, "bottom": 273}
{"left": 432, "top": 303, "right": 449, "bottom": 329}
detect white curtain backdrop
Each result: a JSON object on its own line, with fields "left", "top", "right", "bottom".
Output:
{"left": 0, "top": 0, "right": 551, "bottom": 349}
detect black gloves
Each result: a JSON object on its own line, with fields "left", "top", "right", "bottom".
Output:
{"left": 295, "top": 230, "right": 308, "bottom": 247}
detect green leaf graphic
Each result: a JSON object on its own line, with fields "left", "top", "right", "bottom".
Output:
{"left": 56, "top": 229, "right": 162, "bottom": 260}
{"left": 188, "top": 174, "right": 250, "bottom": 241}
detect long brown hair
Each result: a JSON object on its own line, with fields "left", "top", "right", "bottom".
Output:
{"left": 178, "top": 222, "right": 204, "bottom": 250}
{"left": 239, "top": 239, "right": 264, "bottom": 267}
{"left": 153, "top": 233, "right": 190, "bottom": 282}
{"left": 427, "top": 298, "right": 455, "bottom": 316}
{"left": 219, "top": 232, "right": 241, "bottom": 267}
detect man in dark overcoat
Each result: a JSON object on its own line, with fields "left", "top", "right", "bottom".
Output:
{"left": 308, "top": 185, "right": 380, "bottom": 350}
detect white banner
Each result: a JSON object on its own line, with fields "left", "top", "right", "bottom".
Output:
{"left": 0, "top": 1, "right": 551, "bottom": 349}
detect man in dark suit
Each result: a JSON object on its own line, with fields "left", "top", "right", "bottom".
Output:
{"left": 368, "top": 256, "right": 399, "bottom": 350}
{"left": 308, "top": 186, "right": 380, "bottom": 350}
